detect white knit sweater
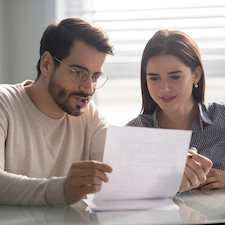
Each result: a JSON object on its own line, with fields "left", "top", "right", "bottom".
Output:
{"left": 0, "top": 81, "right": 107, "bottom": 205}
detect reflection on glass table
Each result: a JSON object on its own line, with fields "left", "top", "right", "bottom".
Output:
{"left": 1, "top": 189, "right": 225, "bottom": 225}
{"left": 176, "top": 189, "right": 225, "bottom": 223}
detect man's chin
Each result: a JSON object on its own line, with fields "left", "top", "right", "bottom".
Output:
{"left": 68, "top": 106, "right": 86, "bottom": 117}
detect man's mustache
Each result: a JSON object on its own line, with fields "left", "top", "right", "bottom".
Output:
{"left": 69, "top": 92, "right": 91, "bottom": 99}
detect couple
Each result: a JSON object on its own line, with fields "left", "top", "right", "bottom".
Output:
{"left": 0, "top": 18, "right": 224, "bottom": 205}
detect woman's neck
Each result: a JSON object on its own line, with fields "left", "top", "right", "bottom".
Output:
{"left": 156, "top": 103, "right": 199, "bottom": 130}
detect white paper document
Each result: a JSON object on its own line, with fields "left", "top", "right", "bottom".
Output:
{"left": 85, "top": 125, "right": 192, "bottom": 211}
{"left": 95, "top": 210, "right": 181, "bottom": 225}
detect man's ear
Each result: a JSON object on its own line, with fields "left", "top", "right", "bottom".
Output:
{"left": 40, "top": 51, "right": 54, "bottom": 77}
{"left": 193, "top": 66, "right": 202, "bottom": 84}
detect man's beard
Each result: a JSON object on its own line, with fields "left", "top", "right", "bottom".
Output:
{"left": 48, "top": 74, "right": 91, "bottom": 117}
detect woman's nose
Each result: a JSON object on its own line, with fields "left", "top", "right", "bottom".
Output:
{"left": 159, "top": 80, "right": 171, "bottom": 92}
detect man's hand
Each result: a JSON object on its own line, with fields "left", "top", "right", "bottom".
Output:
{"left": 64, "top": 160, "right": 112, "bottom": 205}
{"left": 178, "top": 148, "right": 212, "bottom": 193}
{"left": 198, "top": 168, "right": 225, "bottom": 190}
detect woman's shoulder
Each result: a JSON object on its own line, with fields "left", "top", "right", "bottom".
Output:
{"left": 126, "top": 114, "right": 155, "bottom": 128}
{"left": 205, "top": 101, "right": 225, "bottom": 112}
{"left": 202, "top": 101, "right": 225, "bottom": 121}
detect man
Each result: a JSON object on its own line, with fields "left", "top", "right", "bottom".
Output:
{"left": 0, "top": 18, "right": 113, "bottom": 205}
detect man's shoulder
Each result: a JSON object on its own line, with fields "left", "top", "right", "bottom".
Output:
{"left": 0, "top": 81, "right": 24, "bottom": 94}
{"left": 0, "top": 82, "right": 25, "bottom": 102}
{"left": 0, "top": 83, "right": 17, "bottom": 99}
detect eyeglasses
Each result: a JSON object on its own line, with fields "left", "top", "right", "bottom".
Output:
{"left": 54, "top": 57, "right": 108, "bottom": 89}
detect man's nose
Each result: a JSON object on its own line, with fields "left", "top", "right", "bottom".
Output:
{"left": 79, "top": 76, "right": 95, "bottom": 94}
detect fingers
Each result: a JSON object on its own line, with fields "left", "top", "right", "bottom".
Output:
{"left": 191, "top": 153, "right": 212, "bottom": 174}
{"left": 179, "top": 149, "right": 213, "bottom": 193}
{"left": 75, "top": 160, "right": 113, "bottom": 173}
{"left": 186, "top": 157, "right": 207, "bottom": 184}
{"left": 64, "top": 161, "right": 113, "bottom": 205}
{"left": 71, "top": 161, "right": 113, "bottom": 183}
{"left": 179, "top": 164, "right": 202, "bottom": 193}
{"left": 77, "top": 168, "right": 107, "bottom": 183}
{"left": 200, "top": 182, "right": 217, "bottom": 190}
{"left": 188, "top": 147, "right": 197, "bottom": 154}
{"left": 184, "top": 163, "right": 204, "bottom": 187}
{"left": 200, "top": 168, "right": 225, "bottom": 190}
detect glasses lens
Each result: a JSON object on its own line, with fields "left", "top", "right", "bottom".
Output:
{"left": 71, "top": 69, "right": 108, "bottom": 89}
{"left": 71, "top": 69, "right": 88, "bottom": 84}
{"left": 94, "top": 74, "right": 108, "bottom": 89}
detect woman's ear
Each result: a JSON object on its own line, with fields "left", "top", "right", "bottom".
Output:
{"left": 40, "top": 51, "right": 54, "bottom": 77}
{"left": 193, "top": 66, "right": 202, "bottom": 84}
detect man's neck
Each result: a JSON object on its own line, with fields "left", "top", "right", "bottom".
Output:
{"left": 24, "top": 78, "right": 66, "bottom": 119}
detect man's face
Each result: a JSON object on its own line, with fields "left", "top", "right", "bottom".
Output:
{"left": 48, "top": 41, "right": 107, "bottom": 116}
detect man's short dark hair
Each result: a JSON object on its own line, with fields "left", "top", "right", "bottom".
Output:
{"left": 36, "top": 18, "right": 114, "bottom": 80}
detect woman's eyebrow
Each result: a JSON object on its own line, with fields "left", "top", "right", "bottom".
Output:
{"left": 168, "top": 70, "right": 183, "bottom": 75}
{"left": 147, "top": 70, "right": 184, "bottom": 76}
{"left": 146, "top": 73, "right": 159, "bottom": 76}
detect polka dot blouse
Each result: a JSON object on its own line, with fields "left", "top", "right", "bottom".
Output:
{"left": 126, "top": 102, "right": 225, "bottom": 170}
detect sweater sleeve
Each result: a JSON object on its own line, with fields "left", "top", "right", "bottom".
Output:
{"left": 88, "top": 101, "right": 108, "bottom": 162}
{"left": 0, "top": 170, "right": 66, "bottom": 205}
{"left": 0, "top": 86, "right": 106, "bottom": 205}
{"left": 0, "top": 85, "right": 67, "bottom": 205}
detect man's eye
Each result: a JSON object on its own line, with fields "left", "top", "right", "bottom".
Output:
{"left": 73, "top": 69, "right": 86, "bottom": 78}
{"left": 74, "top": 69, "right": 82, "bottom": 75}
{"left": 93, "top": 75, "right": 100, "bottom": 80}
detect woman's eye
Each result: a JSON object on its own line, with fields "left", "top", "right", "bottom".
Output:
{"left": 149, "top": 77, "right": 159, "bottom": 81}
{"left": 171, "top": 76, "right": 181, "bottom": 80}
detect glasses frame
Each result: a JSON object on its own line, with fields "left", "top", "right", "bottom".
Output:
{"left": 53, "top": 57, "right": 108, "bottom": 89}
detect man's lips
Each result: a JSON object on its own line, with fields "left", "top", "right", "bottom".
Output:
{"left": 73, "top": 95, "right": 90, "bottom": 107}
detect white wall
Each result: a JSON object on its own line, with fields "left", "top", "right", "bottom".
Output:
{"left": 0, "top": 0, "right": 6, "bottom": 83}
{"left": 0, "top": 0, "right": 57, "bottom": 84}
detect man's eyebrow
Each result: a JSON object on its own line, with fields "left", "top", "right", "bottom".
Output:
{"left": 70, "top": 64, "right": 103, "bottom": 75}
{"left": 70, "top": 64, "right": 89, "bottom": 72}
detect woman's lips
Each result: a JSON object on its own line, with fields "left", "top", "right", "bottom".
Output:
{"left": 159, "top": 96, "right": 176, "bottom": 103}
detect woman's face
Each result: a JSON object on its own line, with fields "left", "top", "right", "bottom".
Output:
{"left": 146, "top": 54, "right": 201, "bottom": 114}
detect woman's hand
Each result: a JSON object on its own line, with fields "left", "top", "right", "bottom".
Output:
{"left": 198, "top": 168, "right": 225, "bottom": 190}
{"left": 178, "top": 148, "right": 212, "bottom": 193}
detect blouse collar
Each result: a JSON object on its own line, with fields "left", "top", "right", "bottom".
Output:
{"left": 152, "top": 103, "right": 212, "bottom": 131}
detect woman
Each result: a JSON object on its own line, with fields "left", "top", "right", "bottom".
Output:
{"left": 127, "top": 29, "right": 225, "bottom": 192}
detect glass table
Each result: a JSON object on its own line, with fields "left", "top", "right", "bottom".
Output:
{"left": 1, "top": 189, "right": 225, "bottom": 225}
